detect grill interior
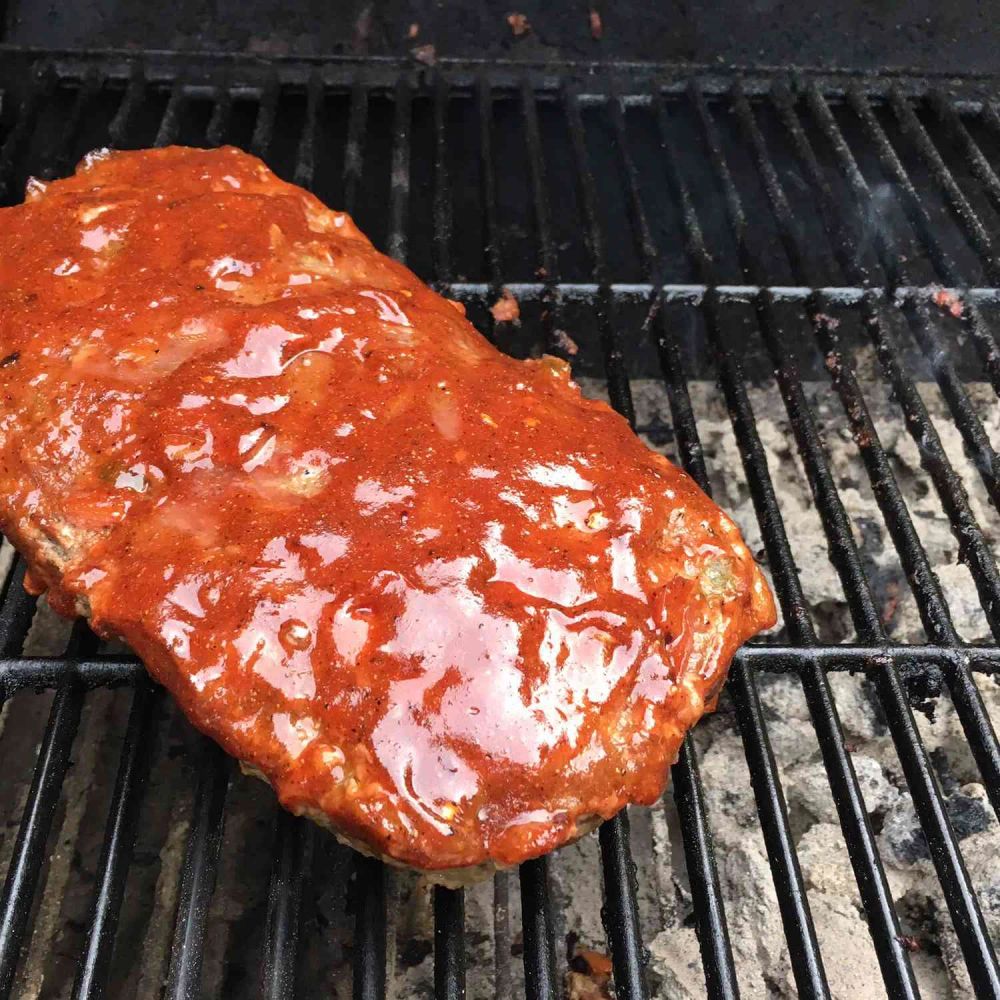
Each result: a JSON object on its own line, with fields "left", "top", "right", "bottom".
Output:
{"left": 0, "top": 52, "right": 998, "bottom": 999}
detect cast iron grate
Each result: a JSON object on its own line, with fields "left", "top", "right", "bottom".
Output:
{"left": 0, "top": 52, "right": 997, "bottom": 999}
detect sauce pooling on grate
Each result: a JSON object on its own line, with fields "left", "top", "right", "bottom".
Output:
{"left": 0, "top": 147, "right": 775, "bottom": 873}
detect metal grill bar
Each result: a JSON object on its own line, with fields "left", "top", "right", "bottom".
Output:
{"left": 930, "top": 90, "right": 1000, "bottom": 215}
{"left": 433, "top": 887, "right": 465, "bottom": 1000}
{"left": 432, "top": 74, "right": 453, "bottom": 283}
{"left": 670, "top": 744, "right": 740, "bottom": 998}
{"left": 844, "top": 85, "right": 972, "bottom": 284}
{"left": 980, "top": 99, "right": 1000, "bottom": 149}
{"left": 107, "top": 66, "right": 146, "bottom": 148}
{"left": 862, "top": 316, "right": 1000, "bottom": 808}
{"left": 0, "top": 563, "right": 37, "bottom": 661}
{"left": 476, "top": 76, "right": 502, "bottom": 286}
{"left": 787, "top": 81, "right": 1000, "bottom": 512}
{"left": 563, "top": 84, "right": 634, "bottom": 426}
{"left": 520, "top": 80, "right": 558, "bottom": 283}
{"left": 0, "top": 656, "right": 142, "bottom": 691}
{"left": 0, "top": 65, "right": 55, "bottom": 200}
{"left": 616, "top": 76, "right": 825, "bottom": 997}
{"left": 292, "top": 73, "right": 322, "bottom": 191}
{"left": 727, "top": 295, "right": 921, "bottom": 993}
{"left": 728, "top": 671, "right": 831, "bottom": 996}
{"left": 154, "top": 78, "right": 187, "bottom": 149}
{"left": 812, "top": 315, "right": 1000, "bottom": 991}
{"left": 519, "top": 79, "right": 560, "bottom": 354}
{"left": 353, "top": 858, "right": 387, "bottom": 1000}
{"left": 896, "top": 306, "right": 1000, "bottom": 514}
{"left": 250, "top": 75, "right": 279, "bottom": 159}
{"left": 162, "top": 741, "right": 229, "bottom": 1000}
{"left": 0, "top": 682, "right": 84, "bottom": 998}
{"left": 597, "top": 816, "right": 650, "bottom": 1000}
{"left": 874, "top": 667, "right": 1000, "bottom": 998}
{"left": 261, "top": 812, "right": 312, "bottom": 999}
{"left": 493, "top": 872, "right": 512, "bottom": 1000}
{"left": 71, "top": 680, "right": 158, "bottom": 1000}
{"left": 522, "top": 93, "right": 581, "bottom": 1000}
{"left": 387, "top": 77, "right": 412, "bottom": 263}
{"left": 342, "top": 78, "right": 369, "bottom": 216}
{"left": 477, "top": 77, "right": 504, "bottom": 341}
{"left": 519, "top": 857, "right": 557, "bottom": 1000}
{"left": 45, "top": 69, "right": 101, "bottom": 180}
{"left": 205, "top": 85, "right": 233, "bottom": 148}
{"left": 783, "top": 98, "right": 998, "bottom": 684}
{"left": 478, "top": 280, "right": 1000, "bottom": 303}
{"left": 27, "top": 276, "right": 972, "bottom": 304}
{"left": 3, "top": 642, "right": 1000, "bottom": 694}
{"left": 805, "top": 90, "right": 1000, "bottom": 517}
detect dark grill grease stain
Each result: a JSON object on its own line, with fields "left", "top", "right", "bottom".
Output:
{"left": 398, "top": 938, "right": 433, "bottom": 967}
{"left": 887, "top": 793, "right": 992, "bottom": 864}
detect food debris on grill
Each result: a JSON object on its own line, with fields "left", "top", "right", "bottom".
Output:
{"left": 553, "top": 329, "right": 579, "bottom": 355}
{"left": 410, "top": 43, "right": 436, "bottom": 65}
{"left": 931, "top": 286, "right": 964, "bottom": 318}
{"left": 567, "top": 947, "right": 614, "bottom": 1000}
{"left": 507, "top": 12, "right": 531, "bottom": 36}
{"left": 0, "top": 146, "right": 773, "bottom": 882}
{"left": 490, "top": 287, "right": 521, "bottom": 323}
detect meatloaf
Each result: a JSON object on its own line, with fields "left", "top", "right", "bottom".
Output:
{"left": 0, "top": 147, "right": 776, "bottom": 881}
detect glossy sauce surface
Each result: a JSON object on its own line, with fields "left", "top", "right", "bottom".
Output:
{"left": 0, "top": 148, "right": 775, "bottom": 870}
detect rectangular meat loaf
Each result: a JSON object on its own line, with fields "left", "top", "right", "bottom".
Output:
{"left": 0, "top": 146, "right": 776, "bottom": 881}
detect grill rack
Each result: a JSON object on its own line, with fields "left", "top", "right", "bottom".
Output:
{"left": 0, "top": 52, "right": 996, "bottom": 999}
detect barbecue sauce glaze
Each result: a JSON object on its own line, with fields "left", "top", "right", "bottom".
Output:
{"left": 0, "top": 148, "right": 775, "bottom": 872}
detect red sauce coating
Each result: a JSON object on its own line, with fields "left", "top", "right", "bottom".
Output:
{"left": 0, "top": 148, "right": 775, "bottom": 872}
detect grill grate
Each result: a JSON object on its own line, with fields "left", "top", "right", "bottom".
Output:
{"left": 0, "top": 52, "right": 998, "bottom": 999}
